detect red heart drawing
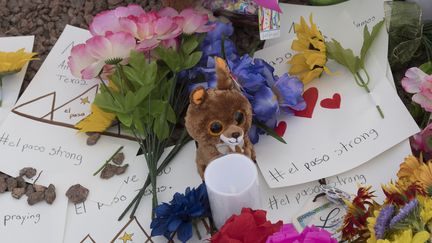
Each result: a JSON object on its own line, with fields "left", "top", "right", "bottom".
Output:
{"left": 294, "top": 87, "right": 318, "bottom": 118}
{"left": 320, "top": 93, "right": 341, "bottom": 109}
{"left": 274, "top": 121, "right": 287, "bottom": 137}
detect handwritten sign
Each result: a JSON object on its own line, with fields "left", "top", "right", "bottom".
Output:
{"left": 0, "top": 26, "right": 140, "bottom": 204}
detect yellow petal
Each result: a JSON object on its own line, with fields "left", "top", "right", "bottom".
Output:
{"left": 75, "top": 104, "right": 116, "bottom": 133}
{"left": 411, "top": 231, "right": 429, "bottom": 243}
{"left": 302, "top": 68, "right": 323, "bottom": 84}
{"left": 0, "top": 48, "right": 38, "bottom": 74}
{"left": 304, "top": 52, "right": 327, "bottom": 68}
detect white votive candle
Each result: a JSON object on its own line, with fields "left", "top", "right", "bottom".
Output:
{"left": 204, "top": 153, "right": 260, "bottom": 229}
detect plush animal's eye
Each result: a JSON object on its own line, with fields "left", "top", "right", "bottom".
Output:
{"left": 234, "top": 111, "right": 245, "bottom": 125}
{"left": 208, "top": 121, "right": 224, "bottom": 136}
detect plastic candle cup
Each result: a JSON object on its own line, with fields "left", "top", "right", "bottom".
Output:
{"left": 204, "top": 153, "right": 261, "bottom": 229}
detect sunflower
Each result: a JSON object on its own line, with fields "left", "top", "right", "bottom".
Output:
{"left": 0, "top": 48, "right": 38, "bottom": 76}
{"left": 288, "top": 15, "right": 331, "bottom": 84}
{"left": 75, "top": 104, "right": 116, "bottom": 133}
{"left": 397, "top": 155, "right": 423, "bottom": 182}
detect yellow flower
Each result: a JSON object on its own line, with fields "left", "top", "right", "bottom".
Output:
{"left": 397, "top": 155, "right": 423, "bottom": 182}
{"left": 418, "top": 195, "right": 432, "bottom": 224}
{"left": 75, "top": 104, "right": 116, "bottom": 133}
{"left": 416, "top": 163, "right": 432, "bottom": 192}
{"left": 0, "top": 48, "right": 37, "bottom": 75}
{"left": 288, "top": 15, "right": 331, "bottom": 84}
{"left": 366, "top": 210, "right": 379, "bottom": 243}
{"left": 389, "top": 229, "right": 429, "bottom": 243}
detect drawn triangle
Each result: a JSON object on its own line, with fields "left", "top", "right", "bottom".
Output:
{"left": 111, "top": 217, "right": 153, "bottom": 243}
{"left": 13, "top": 92, "right": 56, "bottom": 119}
{"left": 80, "top": 234, "right": 96, "bottom": 243}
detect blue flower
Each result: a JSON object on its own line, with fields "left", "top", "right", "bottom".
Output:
{"left": 150, "top": 183, "right": 210, "bottom": 243}
{"left": 252, "top": 86, "right": 279, "bottom": 121}
{"left": 389, "top": 199, "right": 418, "bottom": 228}
{"left": 374, "top": 205, "right": 395, "bottom": 239}
{"left": 272, "top": 74, "right": 306, "bottom": 115}
{"left": 229, "top": 55, "right": 267, "bottom": 93}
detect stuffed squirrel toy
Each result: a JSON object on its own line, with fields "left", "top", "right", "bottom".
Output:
{"left": 185, "top": 57, "right": 256, "bottom": 178}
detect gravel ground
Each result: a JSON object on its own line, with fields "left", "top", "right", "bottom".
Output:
{"left": 0, "top": 0, "right": 306, "bottom": 94}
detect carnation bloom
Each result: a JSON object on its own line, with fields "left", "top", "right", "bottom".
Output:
{"left": 266, "top": 224, "right": 337, "bottom": 243}
{"left": 89, "top": 4, "right": 145, "bottom": 36}
{"left": 210, "top": 208, "right": 282, "bottom": 243}
{"left": 68, "top": 32, "right": 136, "bottom": 79}
{"left": 401, "top": 67, "right": 432, "bottom": 112}
{"left": 288, "top": 15, "right": 331, "bottom": 84}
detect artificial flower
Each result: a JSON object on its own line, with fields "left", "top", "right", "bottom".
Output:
{"left": 210, "top": 208, "right": 282, "bottom": 243}
{"left": 389, "top": 199, "right": 418, "bottom": 228}
{"left": 75, "top": 104, "right": 116, "bottom": 133}
{"left": 410, "top": 124, "right": 432, "bottom": 159}
{"left": 252, "top": 86, "right": 279, "bottom": 122}
{"left": 382, "top": 182, "right": 425, "bottom": 206}
{"left": 150, "top": 183, "right": 210, "bottom": 243}
{"left": 366, "top": 209, "right": 380, "bottom": 243}
{"left": 272, "top": 73, "right": 306, "bottom": 114}
{"left": 374, "top": 205, "right": 395, "bottom": 239}
{"left": 178, "top": 8, "right": 215, "bottom": 34}
{"left": 89, "top": 4, "right": 145, "bottom": 36}
{"left": 266, "top": 224, "right": 337, "bottom": 243}
{"left": 397, "top": 155, "right": 423, "bottom": 182}
{"left": 0, "top": 48, "right": 38, "bottom": 75}
{"left": 416, "top": 162, "right": 432, "bottom": 193}
{"left": 401, "top": 67, "right": 432, "bottom": 112}
{"left": 68, "top": 31, "right": 136, "bottom": 79}
{"left": 388, "top": 229, "right": 429, "bottom": 243}
{"left": 418, "top": 195, "right": 432, "bottom": 224}
{"left": 288, "top": 15, "right": 331, "bottom": 84}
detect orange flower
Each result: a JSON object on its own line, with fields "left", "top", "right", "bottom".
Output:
{"left": 397, "top": 155, "right": 423, "bottom": 181}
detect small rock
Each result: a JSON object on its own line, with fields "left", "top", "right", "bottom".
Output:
{"left": 11, "top": 188, "right": 25, "bottom": 199}
{"left": 86, "top": 133, "right": 101, "bottom": 146}
{"left": 0, "top": 178, "right": 7, "bottom": 193}
{"left": 27, "top": 191, "right": 45, "bottom": 205}
{"left": 34, "top": 184, "right": 46, "bottom": 192}
{"left": 19, "top": 167, "right": 37, "bottom": 179}
{"left": 0, "top": 173, "right": 9, "bottom": 180}
{"left": 6, "top": 177, "right": 17, "bottom": 191}
{"left": 115, "top": 164, "right": 129, "bottom": 175}
{"left": 25, "top": 184, "right": 34, "bottom": 197}
{"left": 112, "top": 152, "right": 125, "bottom": 165}
{"left": 100, "top": 164, "right": 116, "bottom": 179}
{"left": 16, "top": 176, "right": 27, "bottom": 188}
{"left": 44, "top": 184, "right": 56, "bottom": 204}
{"left": 65, "top": 184, "right": 89, "bottom": 204}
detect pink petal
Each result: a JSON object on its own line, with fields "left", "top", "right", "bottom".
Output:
{"left": 413, "top": 93, "right": 432, "bottom": 112}
{"left": 136, "top": 21, "right": 155, "bottom": 40}
{"left": 401, "top": 67, "right": 426, "bottom": 93}
{"left": 137, "top": 38, "right": 160, "bottom": 51}
{"left": 81, "top": 61, "right": 105, "bottom": 79}
{"left": 115, "top": 4, "right": 145, "bottom": 17}
{"left": 195, "top": 22, "right": 216, "bottom": 33}
{"left": 68, "top": 44, "right": 97, "bottom": 78}
{"left": 119, "top": 17, "right": 139, "bottom": 38}
{"left": 161, "top": 38, "right": 179, "bottom": 50}
{"left": 154, "top": 17, "right": 182, "bottom": 40}
{"left": 85, "top": 35, "right": 113, "bottom": 60}
{"left": 89, "top": 10, "right": 119, "bottom": 36}
{"left": 158, "top": 7, "right": 179, "bottom": 17}
{"left": 106, "top": 32, "right": 136, "bottom": 59}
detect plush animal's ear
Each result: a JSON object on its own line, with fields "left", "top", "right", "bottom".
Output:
{"left": 190, "top": 86, "right": 207, "bottom": 105}
{"left": 215, "top": 57, "right": 233, "bottom": 90}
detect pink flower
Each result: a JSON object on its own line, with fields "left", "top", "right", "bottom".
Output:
{"left": 68, "top": 32, "right": 136, "bottom": 79}
{"left": 411, "top": 122, "right": 432, "bottom": 156}
{"left": 89, "top": 4, "right": 145, "bottom": 36}
{"left": 402, "top": 67, "right": 432, "bottom": 112}
{"left": 179, "top": 8, "right": 215, "bottom": 34}
{"left": 266, "top": 224, "right": 337, "bottom": 243}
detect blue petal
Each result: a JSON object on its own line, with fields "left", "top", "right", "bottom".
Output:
{"left": 254, "top": 58, "right": 276, "bottom": 86}
{"left": 249, "top": 125, "right": 260, "bottom": 144}
{"left": 252, "top": 86, "right": 279, "bottom": 121}
{"left": 167, "top": 218, "right": 182, "bottom": 232}
{"left": 177, "top": 222, "right": 193, "bottom": 243}
{"left": 204, "top": 22, "right": 234, "bottom": 42}
{"left": 273, "top": 73, "right": 306, "bottom": 113}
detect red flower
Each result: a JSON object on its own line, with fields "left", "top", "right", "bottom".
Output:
{"left": 211, "top": 208, "right": 283, "bottom": 243}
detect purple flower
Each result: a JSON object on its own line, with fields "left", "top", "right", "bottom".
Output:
{"left": 272, "top": 74, "right": 306, "bottom": 114}
{"left": 150, "top": 183, "right": 210, "bottom": 243}
{"left": 374, "top": 205, "right": 395, "bottom": 239}
{"left": 266, "top": 224, "right": 337, "bottom": 243}
{"left": 389, "top": 199, "right": 418, "bottom": 228}
{"left": 252, "top": 86, "right": 279, "bottom": 121}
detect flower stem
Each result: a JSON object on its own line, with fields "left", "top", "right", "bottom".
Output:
{"left": 193, "top": 220, "right": 202, "bottom": 240}
{"left": 420, "top": 111, "right": 431, "bottom": 128}
{"left": 93, "top": 146, "right": 123, "bottom": 176}
{"left": 354, "top": 71, "right": 384, "bottom": 119}
{"left": 0, "top": 76, "right": 3, "bottom": 107}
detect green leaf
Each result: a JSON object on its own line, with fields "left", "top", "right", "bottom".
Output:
{"left": 123, "top": 60, "right": 157, "bottom": 88}
{"left": 155, "top": 46, "right": 181, "bottom": 72}
{"left": 133, "top": 84, "right": 155, "bottom": 106}
{"left": 153, "top": 117, "right": 169, "bottom": 140}
{"left": 183, "top": 51, "right": 202, "bottom": 70}
{"left": 420, "top": 62, "right": 432, "bottom": 75}
{"left": 94, "top": 93, "right": 123, "bottom": 113}
{"left": 325, "top": 39, "right": 360, "bottom": 74}
{"left": 360, "top": 20, "right": 384, "bottom": 67}
{"left": 253, "top": 119, "right": 287, "bottom": 144}
{"left": 181, "top": 35, "right": 199, "bottom": 55}
{"left": 124, "top": 91, "right": 135, "bottom": 112}
{"left": 117, "top": 113, "right": 132, "bottom": 127}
